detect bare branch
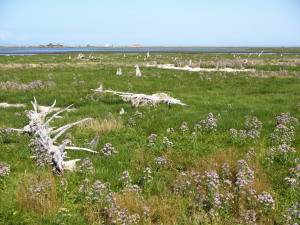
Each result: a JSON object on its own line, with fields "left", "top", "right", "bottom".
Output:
{"left": 65, "top": 146, "right": 98, "bottom": 154}
{"left": 52, "top": 118, "right": 92, "bottom": 143}
{"left": 44, "top": 104, "right": 74, "bottom": 126}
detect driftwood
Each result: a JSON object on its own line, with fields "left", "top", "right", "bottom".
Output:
{"left": 12, "top": 98, "right": 58, "bottom": 134}
{"left": 135, "top": 64, "right": 142, "bottom": 77}
{"left": 77, "top": 53, "right": 85, "bottom": 59}
{"left": 13, "top": 98, "right": 96, "bottom": 173}
{"left": 144, "top": 63, "right": 255, "bottom": 72}
{"left": 92, "top": 85, "right": 187, "bottom": 107}
{"left": 116, "top": 68, "right": 122, "bottom": 75}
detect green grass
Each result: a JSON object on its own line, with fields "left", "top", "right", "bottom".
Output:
{"left": 0, "top": 53, "right": 300, "bottom": 224}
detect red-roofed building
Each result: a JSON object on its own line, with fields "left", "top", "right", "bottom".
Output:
{"left": 132, "top": 44, "right": 141, "bottom": 47}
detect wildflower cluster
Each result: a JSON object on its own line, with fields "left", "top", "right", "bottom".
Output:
{"left": 162, "top": 137, "right": 173, "bottom": 148}
{"left": 283, "top": 202, "right": 300, "bottom": 224}
{"left": 285, "top": 158, "right": 300, "bottom": 190}
{"left": 256, "top": 191, "right": 275, "bottom": 210}
{"left": 28, "top": 138, "right": 51, "bottom": 168}
{"left": 29, "top": 181, "right": 52, "bottom": 195}
{"left": 154, "top": 156, "right": 167, "bottom": 166}
{"left": 139, "top": 168, "right": 153, "bottom": 184}
{"left": 266, "top": 144, "right": 296, "bottom": 164}
{"left": 0, "top": 127, "right": 20, "bottom": 143}
{"left": 172, "top": 160, "right": 274, "bottom": 221}
{"left": 0, "top": 80, "right": 55, "bottom": 90}
{"left": 196, "top": 113, "right": 218, "bottom": 133}
{"left": 0, "top": 162, "right": 10, "bottom": 177}
{"left": 100, "top": 143, "right": 118, "bottom": 156}
{"left": 229, "top": 116, "right": 262, "bottom": 142}
{"left": 235, "top": 160, "right": 255, "bottom": 191}
{"left": 244, "top": 116, "right": 263, "bottom": 130}
{"left": 275, "top": 112, "right": 299, "bottom": 126}
{"left": 87, "top": 180, "right": 112, "bottom": 203}
{"left": 179, "top": 122, "right": 189, "bottom": 133}
{"left": 204, "top": 171, "right": 220, "bottom": 196}
{"left": 108, "top": 207, "right": 141, "bottom": 224}
{"left": 269, "top": 124, "right": 295, "bottom": 145}
{"left": 77, "top": 157, "right": 94, "bottom": 173}
{"left": 239, "top": 209, "right": 257, "bottom": 224}
{"left": 229, "top": 128, "right": 260, "bottom": 142}
{"left": 119, "top": 171, "right": 142, "bottom": 195}
{"left": 118, "top": 171, "right": 132, "bottom": 187}
{"left": 148, "top": 133, "right": 157, "bottom": 147}
{"left": 78, "top": 172, "right": 150, "bottom": 224}
{"left": 173, "top": 171, "right": 201, "bottom": 197}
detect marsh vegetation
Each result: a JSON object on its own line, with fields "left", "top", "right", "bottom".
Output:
{"left": 0, "top": 52, "right": 300, "bottom": 224}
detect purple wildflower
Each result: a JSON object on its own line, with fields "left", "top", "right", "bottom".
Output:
{"left": 100, "top": 143, "right": 118, "bottom": 156}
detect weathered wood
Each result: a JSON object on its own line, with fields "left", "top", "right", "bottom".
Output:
{"left": 92, "top": 86, "right": 187, "bottom": 107}
{"left": 116, "top": 68, "right": 122, "bottom": 75}
{"left": 135, "top": 64, "right": 142, "bottom": 77}
{"left": 12, "top": 98, "right": 96, "bottom": 173}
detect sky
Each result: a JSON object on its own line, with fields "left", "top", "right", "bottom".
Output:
{"left": 0, "top": 0, "right": 299, "bottom": 47}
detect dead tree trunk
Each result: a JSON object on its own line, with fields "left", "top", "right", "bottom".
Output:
{"left": 14, "top": 98, "right": 96, "bottom": 173}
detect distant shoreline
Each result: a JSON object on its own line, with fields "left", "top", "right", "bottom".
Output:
{"left": 0, "top": 46, "right": 299, "bottom": 55}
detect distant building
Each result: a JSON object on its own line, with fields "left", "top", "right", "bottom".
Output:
{"left": 40, "top": 43, "right": 63, "bottom": 48}
{"left": 132, "top": 44, "right": 141, "bottom": 47}
{"left": 105, "top": 44, "right": 111, "bottom": 47}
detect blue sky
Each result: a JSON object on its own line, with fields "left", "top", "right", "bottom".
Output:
{"left": 0, "top": 0, "right": 299, "bottom": 46}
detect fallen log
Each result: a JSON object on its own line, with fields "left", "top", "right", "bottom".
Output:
{"left": 92, "top": 85, "right": 187, "bottom": 107}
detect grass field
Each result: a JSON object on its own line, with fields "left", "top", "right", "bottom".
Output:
{"left": 0, "top": 52, "right": 299, "bottom": 224}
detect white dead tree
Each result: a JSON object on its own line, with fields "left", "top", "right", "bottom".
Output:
{"left": 13, "top": 98, "right": 96, "bottom": 173}
{"left": 135, "top": 64, "right": 142, "bottom": 77}
{"left": 73, "top": 53, "right": 85, "bottom": 60}
{"left": 116, "top": 68, "right": 122, "bottom": 75}
{"left": 119, "top": 108, "right": 125, "bottom": 114}
{"left": 92, "top": 86, "right": 187, "bottom": 107}
{"left": 12, "top": 98, "right": 59, "bottom": 135}
{"left": 146, "top": 51, "right": 150, "bottom": 58}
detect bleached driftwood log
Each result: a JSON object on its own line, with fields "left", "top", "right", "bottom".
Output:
{"left": 14, "top": 98, "right": 96, "bottom": 173}
{"left": 135, "top": 64, "right": 142, "bottom": 77}
{"left": 92, "top": 86, "right": 187, "bottom": 107}
{"left": 116, "top": 68, "right": 122, "bottom": 75}
{"left": 73, "top": 53, "right": 85, "bottom": 60}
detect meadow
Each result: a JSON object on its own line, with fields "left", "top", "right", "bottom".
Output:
{"left": 0, "top": 52, "right": 300, "bottom": 224}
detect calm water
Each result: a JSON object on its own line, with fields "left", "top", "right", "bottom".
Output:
{"left": 0, "top": 47, "right": 249, "bottom": 56}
